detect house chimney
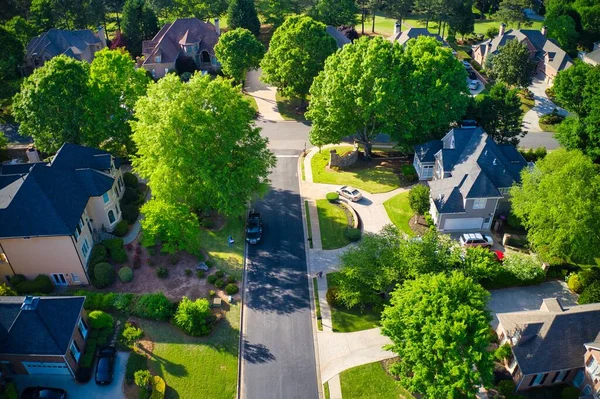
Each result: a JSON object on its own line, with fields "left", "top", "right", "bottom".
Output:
{"left": 26, "top": 147, "right": 41, "bottom": 163}
{"left": 541, "top": 25, "right": 547, "bottom": 36}
{"left": 499, "top": 23, "right": 506, "bottom": 36}
{"left": 97, "top": 26, "right": 107, "bottom": 49}
{"left": 214, "top": 18, "right": 220, "bottom": 36}
{"left": 394, "top": 22, "right": 401, "bottom": 37}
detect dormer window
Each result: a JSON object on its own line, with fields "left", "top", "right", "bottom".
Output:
{"left": 155, "top": 55, "right": 161, "bottom": 63}
{"left": 450, "top": 137, "right": 455, "bottom": 148}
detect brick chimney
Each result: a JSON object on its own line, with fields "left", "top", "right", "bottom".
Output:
{"left": 214, "top": 18, "right": 220, "bottom": 36}
{"left": 499, "top": 23, "right": 506, "bottom": 36}
{"left": 394, "top": 22, "right": 401, "bottom": 37}
{"left": 541, "top": 25, "right": 547, "bottom": 36}
{"left": 97, "top": 26, "right": 107, "bottom": 48}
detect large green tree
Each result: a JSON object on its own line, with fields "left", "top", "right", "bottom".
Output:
{"left": 256, "top": 0, "right": 306, "bottom": 27}
{"left": 214, "top": 28, "right": 265, "bottom": 84}
{"left": 260, "top": 15, "right": 337, "bottom": 102}
{"left": 13, "top": 55, "right": 91, "bottom": 153}
{"left": 171, "top": 0, "right": 227, "bottom": 19}
{"left": 0, "top": 25, "right": 23, "bottom": 80}
{"left": 309, "top": 0, "right": 358, "bottom": 27}
{"left": 470, "top": 82, "right": 523, "bottom": 144}
{"left": 495, "top": 0, "right": 532, "bottom": 28}
{"left": 546, "top": 14, "right": 579, "bottom": 54}
{"left": 387, "top": 0, "right": 414, "bottom": 28}
{"left": 511, "top": 148, "right": 600, "bottom": 263}
{"left": 2, "top": 16, "right": 38, "bottom": 48}
{"left": 227, "top": 0, "right": 260, "bottom": 36}
{"left": 121, "top": 0, "right": 158, "bottom": 56}
{"left": 131, "top": 74, "right": 276, "bottom": 217}
{"left": 381, "top": 271, "right": 494, "bottom": 398}
{"left": 490, "top": 38, "right": 533, "bottom": 88}
{"left": 140, "top": 199, "right": 200, "bottom": 254}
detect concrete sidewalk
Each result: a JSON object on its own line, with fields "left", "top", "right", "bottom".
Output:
{"left": 244, "top": 69, "right": 284, "bottom": 121}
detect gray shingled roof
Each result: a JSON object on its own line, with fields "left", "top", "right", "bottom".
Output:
{"left": 497, "top": 300, "right": 600, "bottom": 375}
{"left": 414, "top": 140, "right": 442, "bottom": 163}
{"left": 326, "top": 26, "right": 351, "bottom": 48}
{"left": 26, "top": 29, "right": 103, "bottom": 62}
{"left": 391, "top": 28, "right": 448, "bottom": 47}
{"left": 584, "top": 48, "right": 600, "bottom": 63}
{"left": 0, "top": 296, "right": 85, "bottom": 356}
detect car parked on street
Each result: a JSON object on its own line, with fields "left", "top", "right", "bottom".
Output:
{"left": 459, "top": 233, "right": 493, "bottom": 248}
{"left": 21, "top": 387, "right": 67, "bottom": 399}
{"left": 246, "top": 211, "right": 262, "bottom": 245}
{"left": 468, "top": 80, "right": 479, "bottom": 90}
{"left": 337, "top": 186, "right": 362, "bottom": 202}
{"left": 95, "top": 346, "right": 116, "bottom": 385}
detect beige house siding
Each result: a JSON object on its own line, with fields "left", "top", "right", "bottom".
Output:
{"left": 85, "top": 166, "right": 124, "bottom": 232}
{"left": 584, "top": 349, "right": 600, "bottom": 396}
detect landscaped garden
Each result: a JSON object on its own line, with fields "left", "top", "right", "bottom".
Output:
{"left": 339, "top": 360, "right": 414, "bottom": 399}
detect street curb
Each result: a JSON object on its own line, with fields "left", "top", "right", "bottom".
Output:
{"left": 236, "top": 209, "right": 250, "bottom": 399}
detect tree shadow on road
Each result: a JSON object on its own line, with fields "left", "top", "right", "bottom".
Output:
{"left": 242, "top": 339, "right": 276, "bottom": 364}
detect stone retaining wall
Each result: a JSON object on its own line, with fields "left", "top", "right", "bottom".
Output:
{"left": 329, "top": 148, "right": 358, "bottom": 169}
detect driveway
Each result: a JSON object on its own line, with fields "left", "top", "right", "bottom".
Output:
{"left": 488, "top": 281, "right": 578, "bottom": 329}
{"left": 13, "top": 351, "right": 129, "bottom": 399}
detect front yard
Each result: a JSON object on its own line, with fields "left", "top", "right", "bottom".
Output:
{"left": 327, "top": 272, "right": 381, "bottom": 332}
{"left": 339, "top": 360, "right": 414, "bottom": 399}
{"left": 198, "top": 214, "right": 245, "bottom": 279}
{"left": 316, "top": 199, "right": 352, "bottom": 250}
{"left": 383, "top": 192, "right": 414, "bottom": 237}
{"left": 276, "top": 91, "right": 307, "bottom": 121}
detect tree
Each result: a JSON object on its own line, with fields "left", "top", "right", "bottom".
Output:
{"left": 309, "top": 0, "right": 358, "bottom": 27}
{"left": 447, "top": 0, "right": 476, "bottom": 40}
{"left": 495, "top": 0, "right": 532, "bottom": 28}
{"left": 171, "top": 0, "right": 227, "bottom": 19}
{"left": 388, "top": 0, "right": 414, "bottom": 28}
{"left": 214, "top": 28, "right": 265, "bottom": 84}
{"left": 87, "top": 48, "right": 150, "bottom": 156}
{"left": 13, "top": 55, "right": 91, "bottom": 153}
{"left": 546, "top": 14, "right": 579, "bottom": 54}
{"left": 408, "top": 184, "right": 430, "bottom": 215}
{"left": 471, "top": 83, "right": 523, "bottom": 144}
{"left": 260, "top": 15, "right": 337, "bottom": 102}
{"left": 227, "top": 0, "right": 260, "bottom": 36}
{"left": 173, "top": 297, "right": 215, "bottom": 336}
{"left": 0, "top": 283, "right": 16, "bottom": 296}
{"left": 2, "top": 16, "right": 38, "bottom": 47}
{"left": 121, "top": 0, "right": 159, "bottom": 56}
{"left": 131, "top": 74, "right": 276, "bottom": 218}
{"left": 490, "top": 38, "right": 533, "bottom": 88}
{"left": 110, "top": 30, "right": 127, "bottom": 49}
{"left": 381, "top": 271, "right": 494, "bottom": 398}
{"left": 0, "top": 25, "right": 23, "bottom": 80}
{"left": 256, "top": 0, "right": 302, "bottom": 27}
{"left": 510, "top": 148, "right": 600, "bottom": 263}
{"left": 134, "top": 370, "right": 152, "bottom": 390}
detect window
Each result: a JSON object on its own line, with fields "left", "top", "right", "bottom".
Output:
{"left": 71, "top": 273, "right": 80, "bottom": 283}
{"left": 114, "top": 187, "right": 119, "bottom": 198}
{"left": 583, "top": 385, "right": 592, "bottom": 395}
{"left": 551, "top": 371, "right": 560, "bottom": 384}
{"left": 119, "top": 176, "right": 123, "bottom": 189}
{"left": 155, "top": 55, "right": 161, "bottom": 63}
{"left": 108, "top": 210, "right": 115, "bottom": 224}
{"left": 115, "top": 203, "right": 120, "bottom": 215}
{"left": 103, "top": 192, "right": 110, "bottom": 204}
{"left": 70, "top": 341, "right": 80, "bottom": 362}
{"left": 573, "top": 370, "right": 585, "bottom": 387}
{"left": 81, "top": 239, "right": 90, "bottom": 258}
{"left": 539, "top": 373, "right": 548, "bottom": 385}
{"left": 473, "top": 198, "right": 487, "bottom": 209}
{"left": 499, "top": 187, "right": 510, "bottom": 196}
{"left": 77, "top": 318, "right": 87, "bottom": 339}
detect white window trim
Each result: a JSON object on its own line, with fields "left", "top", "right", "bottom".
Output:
{"left": 81, "top": 239, "right": 90, "bottom": 259}
{"left": 107, "top": 209, "right": 117, "bottom": 226}
{"left": 473, "top": 198, "right": 487, "bottom": 209}
{"left": 103, "top": 192, "right": 110, "bottom": 205}
{"left": 78, "top": 318, "right": 87, "bottom": 339}
{"left": 70, "top": 342, "right": 80, "bottom": 362}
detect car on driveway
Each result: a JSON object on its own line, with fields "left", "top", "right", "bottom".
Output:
{"left": 21, "top": 387, "right": 67, "bottom": 399}
{"left": 468, "top": 80, "right": 479, "bottom": 90}
{"left": 246, "top": 211, "right": 262, "bottom": 245}
{"left": 337, "top": 186, "right": 362, "bottom": 202}
{"left": 462, "top": 60, "right": 472, "bottom": 70}
{"left": 95, "top": 346, "right": 116, "bottom": 385}
{"left": 459, "top": 233, "right": 493, "bottom": 248}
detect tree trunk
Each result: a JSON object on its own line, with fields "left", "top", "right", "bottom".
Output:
{"left": 425, "top": 15, "right": 430, "bottom": 30}
{"left": 116, "top": 13, "right": 121, "bottom": 31}
{"left": 441, "top": 21, "right": 446, "bottom": 38}
{"left": 356, "top": 127, "right": 372, "bottom": 159}
{"left": 372, "top": 7, "right": 376, "bottom": 33}
{"left": 361, "top": 6, "right": 366, "bottom": 34}
{"left": 437, "top": 20, "right": 441, "bottom": 35}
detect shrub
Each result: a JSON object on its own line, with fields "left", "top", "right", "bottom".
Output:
{"left": 494, "top": 343, "right": 512, "bottom": 362}
{"left": 227, "top": 275, "right": 237, "bottom": 284}
{"left": 214, "top": 278, "right": 225, "bottom": 288}
{"left": 207, "top": 274, "right": 217, "bottom": 284}
{"left": 485, "top": 26, "right": 499, "bottom": 39}
{"left": 125, "top": 352, "right": 147, "bottom": 385}
{"left": 112, "top": 220, "right": 129, "bottom": 237}
{"left": 567, "top": 273, "right": 583, "bottom": 293}
{"left": 215, "top": 270, "right": 225, "bottom": 278}
{"left": 345, "top": 227, "right": 361, "bottom": 242}
{"left": 401, "top": 165, "right": 417, "bottom": 181}
{"left": 89, "top": 244, "right": 108, "bottom": 267}
{"left": 134, "top": 369, "right": 152, "bottom": 388}
{"left": 185, "top": 269, "right": 192, "bottom": 277}
{"left": 506, "top": 212, "right": 524, "bottom": 230}
{"left": 9, "top": 274, "right": 26, "bottom": 287}
{"left": 579, "top": 281, "right": 600, "bottom": 304}
{"left": 497, "top": 380, "right": 515, "bottom": 396}
{"left": 81, "top": 338, "right": 97, "bottom": 368}
{"left": 539, "top": 109, "right": 564, "bottom": 125}
{"left": 156, "top": 267, "right": 168, "bottom": 278}
{"left": 578, "top": 268, "right": 600, "bottom": 289}
{"left": 123, "top": 172, "right": 139, "bottom": 189}
{"left": 0, "top": 283, "right": 16, "bottom": 296}
{"left": 169, "top": 253, "right": 180, "bottom": 265}
{"left": 562, "top": 386, "right": 581, "bottom": 399}
{"left": 113, "top": 293, "right": 134, "bottom": 312}
{"left": 1, "top": 381, "right": 17, "bottom": 399}
{"left": 122, "top": 204, "right": 140, "bottom": 224}
{"left": 122, "top": 186, "right": 139, "bottom": 204}
{"left": 75, "top": 290, "right": 116, "bottom": 310}
{"left": 151, "top": 376, "right": 166, "bottom": 399}
{"left": 103, "top": 238, "right": 127, "bottom": 263}
{"left": 206, "top": 259, "right": 215, "bottom": 268}
{"left": 518, "top": 147, "right": 547, "bottom": 163}
{"left": 408, "top": 184, "right": 430, "bottom": 215}
{"left": 326, "top": 192, "right": 339, "bottom": 202}
{"left": 225, "top": 283, "right": 239, "bottom": 295}
{"left": 196, "top": 270, "right": 205, "bottom": 279}
{"left": 209, "top": 290, "right": 216, "bottom": 297}
{"left": 122, "top": 322, "right": 144, "bottom": 346}
{"left": 14, "top": 275, "right": 54, "bottom": 294}
{"left": 118, "top": 266, "right": 134, "bottom": 282}
{"left": 173, "top": 297, "right": 215, "bottom": 336}
{"left": 88, "top": 310, "right": 114, "bottom": 329}
{"left": 503, "top": 253, "right": 545, "bottom": 285}
{"left": 326, "top": 286, "right": 339, "bottom": 308}
{"left": 94, "top": 263, "right": 116, "bottom": 288}
{"left": 133, "top": 292, "right": 174, "bottom": 321}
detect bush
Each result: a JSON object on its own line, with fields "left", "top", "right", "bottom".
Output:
{"left": 151, "top": 376, "right": 166, "bottom": 399}
{"left": 1, "top": 381, "right": 18, "bottom": 399}
{"left": 122, "top": 186, "right": 139, "bottom": 204}
{"left": 326, "top": 286, "right": 339, "bottom": 308}
{"left": 75, "top": 290, "right": 116, "bottom": 310}
{"left": 122, "top": 204, "right": 140, "bottom": 224}
{"left": 9, "top": 274, "right": 26, "bottom": 287}
{"left": 225, "top": 283, "right": 239, "bottom": 295}
{"left": 562, "top": 386, "right": 581, "bottom": 399}
{"left": 408, "top": 184, "right": 430, "bottom": 215}
{"left": 401, "top": 165, "right": 417, "bottom": 182}
{"left": 494, "top": 343, "right": 512, "bottom": 362}
{"left": 173, "top": 297, "right": 215, "bottom": 336}
{"left": 506, "top": 212, "right": 524, "bottom": 230}
{"left": 486, "top": 26, "right": 499, "bottom": 39}
{"left": 539, "top": 109, "right": 564, "bottom": 125}
{"left": 227, "top": 275, "right": 237, "bottom": 284}
{"left": 214, "top": 278, "right": 225, "bottom": 288}
{"left": 518, "top": 147, "right": 547, "bottom": 162}
{"left": 579, "top": 281, "right": 600, "bottom": 304}
{"left": 156, "top": 267, "right": 168, "bottom": 278}
{"left": 503, "top": 253, "right": 545, "bottom": 285}
{"left": 113, "top": 220, "right": 129, "bottom": 237}
{"left": 207, "top": 274, "right": 217, "bottom": 284}
{"left": 88, "top": 310, "right": 114, "bottom": 329}
{"left": 345, "top": 227, "right": 361, "bottom": 242}
{"left": 81, "top": 338, "right": 97, "bottom": 368}
{"left": 169, "top": 253, "right": 180, "bottom": 265}
{"left": 14, "top": 274, "right": 54, "bottom": 294}
{"left": 122, "top": 322, "right": 144, "bottom": 346}
{"left": 196, "top": 270, "right": 205, "bottom": 279}
{"left": 497, "top": 380, "right": 516, "bottom": 396}
{"left": 185, "top": 269, "right": 192, "bottom": 277}
{"left": 103, "top": 238, "right": 128, "bottom": 263}
{"left": 94, "top": 263, "right": 116, "bottom": 288}
{"left": 209, "top": 290, "right": 216, "bottom": 297}
{"left": 133, "top": 292, "right": 174, "bottom": 321}
{"left": 113, "top": 293, "right": 135, "bottom": 312}
{"left": 326, "top": 192, "right": 339, "bottom": 202}
{"left": 118, "top": 266, "right": 134, "bottom": 282}
{"left": 125, "top": 352, "right": 147, "bottom": 385}
{"left": 123, "top": 172, "right": 139, "bottom": 189}
{"left": 578, "top": 268, "right": 600, "bottom": 288}
{"left": 567, "top": 273, "right": 583, "bottom": 293}
{"left": 134, "top": 369, "right": 152, "bottom": 388}
{"left": 89, "top": 244, "right": 108, "bottom": 267}
{"left": 215, "top": 270, "right": 225, "bottom": 278}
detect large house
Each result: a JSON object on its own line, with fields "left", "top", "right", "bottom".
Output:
{"left": 579, "top": 42, "right": 600, "bottom": 66}
{"left": 413, "top": 126, "right": 528, "bottom": 232}
{"left": 496, "top": 298, "right": 600, "bottom": 396}
{"left": 472, "top": 24, "right": 573, "bottom": 84}
{"left": 24, "top": 28, "right": 107, "bottom": 74}
{"left": 390, "top": 26, "right": 450, "bottom": 48}
{"left": 0, "top": 296, "right": 88, "bottom": 377}
{"left": 141, "top": 18, "right": 220, "bottom": 79}
{"left": 326, "top": 26, "right": 351, "bottom": 48}
{"left": 0, "top": 144, "right": 125, "bottom": 287}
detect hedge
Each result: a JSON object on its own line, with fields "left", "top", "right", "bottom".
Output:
{"left": 123, "top": 172, "right": 139, "bottom": 189}
{"left": 133, "top": 292, "right": 174, "bottom": 321}
{"left": 9, "top": 274, "right": 26, "bottom": 287}
{"left": 326, "top": 192, "right": 339, "bottom": 202}
{"left": 579, "top": 281, "right": 600, "bottom": 305}
{"left": 94, "top": 263, "right": 116, "bottom": 288}
{"left": 567, "top": 273, "right": 583, "bottom": 293}
{"left": 151, "top": 376, "right": 166, "bottom": 399}
{"left": 14, "top": 274, "right": 54, "bottom": 294}
{"left": 88, "top": 310, "right": 114, "bottom": 329}
{"left": 103, "top": 238, "right": 127, "bottom": 263}
{"left": 118, "top": 266, "right": 133, "bottom": 282}
{"left": 125, "top": 352, "right": 148, "bottom": 385}
{"left": 122, "top": 204, "right": 140, "bottom": 224}
{"left": 122, "top": 187, "right": 139, "bottom": 204}
{"left": 401, "top": 165, "right": 418, "bottom": 181}
{"left": 89, "top": 244, "right": 108, "bottom": 268}
{"left": 113, "top": 220, "right": 129, "bottom": 237}
{"left": 345, "top": 228, "right": 361, "bottom": 242}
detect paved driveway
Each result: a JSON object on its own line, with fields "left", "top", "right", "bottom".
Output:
{"left": 13, "top": 351, "right": 129, "bottom": 399}
{"left": 488, "top": 281, "right": 578, "bottom": 329}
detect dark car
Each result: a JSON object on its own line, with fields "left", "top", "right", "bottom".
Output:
{"left": 95, "top": 346, "right": 116, "bottom": 385}
{"left": 245, "top": 211, "right": 262, "bottom": 245}
{"left": 21, "top": 387, "right": 67, "bottom": 399}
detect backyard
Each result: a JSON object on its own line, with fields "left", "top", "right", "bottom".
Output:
{"left": 339, "top": 360, "right": 414, "bottom": 399}
{"left": 383, "top": 192, "right": 414, "bottom": 237}
{"left": 327, "top": 272, "right": 381, "bottom": 332}
{"left": 316, "top": 199, "right": 352, "bottom": 250}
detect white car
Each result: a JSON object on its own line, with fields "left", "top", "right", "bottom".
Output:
{"left": 468, "top": 80, "right": 479, "bottom": 90}
{"left": 459, "top": 233, "right": 493, "bottom": 248}
{"left": 337, "top": 186, "right": 362, "bottom": 202}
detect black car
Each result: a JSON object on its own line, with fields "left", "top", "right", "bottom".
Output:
{"left": 95, "top": 346, "right": 116, "bottom": 385}
{"left": 245, "top": 211, "right": 262, "bottom": 244}
{"left": 21, "top": 387, "right": 67, "bottom": 399}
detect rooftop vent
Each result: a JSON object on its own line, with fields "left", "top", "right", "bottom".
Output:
{"left": 21, "top": 296, "right": 40, "bottom": 311}
{"left": 493, "top": 158, "right": 497, "bottom": 165}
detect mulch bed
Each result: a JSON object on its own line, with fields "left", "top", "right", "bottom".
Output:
{"left": 409, "top": 214, "right": 431, "bottom": 236}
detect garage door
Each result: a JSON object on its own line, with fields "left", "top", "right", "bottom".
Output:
{"left": 22, "top": 361, "right": 71, "bottom": 375}
{"left": 443, "top": 217, "right": 483, "bottom": 231}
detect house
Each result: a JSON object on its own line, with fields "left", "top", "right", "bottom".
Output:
{"left": 23, "top": 28, "right": 107, "bottom": 74}
{"left": 0, "top": 296, "right": 88, "bottom": 377}
{"left": 141, "top": 18, "right": 220, "bottom": 79}
{"left": 472, "top": 24, "right": 573, "bottom": 85}
{"left": 0, "top": 143, "right": 125, "bottom": 287}
{"left": 579, "top": 42, "right": 600, "bottom": 66}
{"left": 495, "top": 298, "right": 600, "bottom": 396}
{"left": 390, "top": 25, "right": 450, "bottom": 48}
{"left": 413, "top": 126, "right": 528, "bottom": 232}
{"left": 326, "top": 26, "right": 351, "bottom": 48}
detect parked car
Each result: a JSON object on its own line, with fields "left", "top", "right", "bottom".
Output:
{"left": 95, "top": 346, "right": 116, "bottom": 385}
{"left": 462, "top": 60, "right": 472, "bottom": 70}
{"left": 459, "top": 233, "right": 493, "bottom": 248}
{"left": 196, "top": 262, "right": 209, "bottom": 271}
{"left": 468, "top": 71, "right": 477, "bottom": 80}
{"left": 337, "top": 186, "right": 362, "bottom": 202}
{"left": 246, "top": 211, "right": 262, "bottom": 245}
{"left": 21, "top": 387, "right": 67, "bottom": 399}
{"left": 468, "top": 80, "right": 479, "bottom": 90}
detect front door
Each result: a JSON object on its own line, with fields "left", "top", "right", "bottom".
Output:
{"left": 482, "top": 217, "right": 492, "bottom": 230}
{"left": 51, "top": 273, "right": 68, "bottom": 286}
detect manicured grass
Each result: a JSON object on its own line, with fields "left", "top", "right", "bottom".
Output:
{"left": 340, "top": 361, "right": 414, "bottom": 399}
{"left": 313, "top": 277, "right": 323, "bottom": 331}
{"left": 324, "top": 381, "right": 331, "bottom": 399}
{"left": 275, "top": 91, "right": 307, "bottom": 121}
{"left": 243, "top": 93, "right": 259, "bottom": 113}
{"left": 327, "top": 272, "right": 381, "bottom": 332}
{"left": 311, "top": 146, "right": 401, "bottom": 194}
{"left": 383, "top": 192, "right": 415, "bottom": 237}
{"left": 141, "top": 304, "right": 240, "bottom": 399}
{"left": 539, "top": 121, "right": 560, "bottom": 132}
{"left": 198, "top": 215, "right": 245, "bottom": 279}
{"left": 316, "top": 199, "right": 351, "bottom": 250}
{"left": 305, "top": 200, "right": 313, "bottom": 249}
{"left": 519, "top": 94, "right": 536, "bottom": 124}
{"left": 300, "top": 153, "right": 306, "bottom": 181}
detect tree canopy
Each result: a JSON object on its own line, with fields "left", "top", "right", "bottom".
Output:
{"left": 260, "top": 15, "right": 337, "bottom": 100}
{"left": 309, "top": 0, "right": 358, "bottom": 27}
{"left": 490, "top": 38, "right": 533, "bottom": 88}
{"left": 510, "top": 148, "right": 600, "bottom": 263}
{"left": 227, "top": 0, "right": 261, "bottom": 36}
{"left": 546, "top": 14, "right": 579, "bottom": 54}
{"left": 214, "top": 28, "right": 265, "bottom": 84}
{"left": 140, "top": 199, "right": 200, "bottom": 254}
{"left": 121, "top": 0, "right": 159, "bottom": 56}
{"left": 381, "top": 271, "right": 494, "bottom": 398}
{"left": 171, "top": 0, "right": 228, "bottom": 19}
{"left": 0, "top": 25, "right": 23, "bottom": 80}
{"left": 495, "top": 0, "right": 532, "bottom": 28}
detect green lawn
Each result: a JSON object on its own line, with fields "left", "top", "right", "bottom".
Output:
{"left": 305, "top": 200, "right": 313, "bottom": 248}
{"left": 243, "top": 93, "right": 259, "bottom": 113}
{"left": 340, "top": 361, "right": 414, "bottom": 399}
{"left": 275, "top": 91, "right": 307, "bottom": 121}
{"left": 313, "top": 277, "right": 323, "bottom": 330}
{"left": 140, "top": 304, "right": 240, "bottom": 399}
{"left": 311, "top": 146, "right": 401, "bottom": 194}
{"left": 539, "top": 121, "right": 560, "bottom": 133}
{"left": 327, "top": 272, "right": 381, "bottom": 332}
{"left": 316, "top": 199, "right": 351, "bottom": 250}
{"left": 519, "top": 94, "right": 536, "bottom": 125}
{"left": 324, "top": 381, "right": 331, "bottom": 399}
{"left": 198, "top": 215, "right": 245, "bottom": 279}
{"left": 383, "top": 192, "right": 415, "bottom": 237}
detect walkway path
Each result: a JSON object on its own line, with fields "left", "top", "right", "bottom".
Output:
{"left": 244, "top": 69, "right": 284, "bottom": 122}
{"left": 520, "top": 77, "right": 565, "bottom": 149}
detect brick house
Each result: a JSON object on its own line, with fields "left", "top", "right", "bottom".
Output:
{"left": 0, "top": 296, "right": 88, "bottom": 377}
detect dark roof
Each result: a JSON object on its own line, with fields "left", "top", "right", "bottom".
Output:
{"left": 50, "top": 143, "right": 120, "bottom": 170}
{"left": 326, "top": 26, "right": 351, "bottom": 48}
{"left": 26, "top": 29, "right": 103, "bottom": 62}
{"left": 414, "top": 140, "right": 442, "bottom": 163}
{"left": 0, "top": 296, "right": 85, "bottom": 356}
{"left": 392, "top": 28, "right": 448, "bottom": 47}
{"left": 497, "top": 299, "right": 600, "bottom": 374}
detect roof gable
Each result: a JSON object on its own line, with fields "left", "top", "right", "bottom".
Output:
{"left": 26, "top": 29, "right": 102, "bottom": 61}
